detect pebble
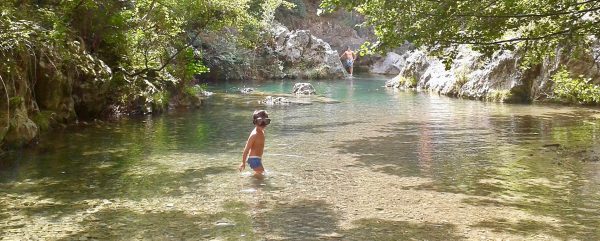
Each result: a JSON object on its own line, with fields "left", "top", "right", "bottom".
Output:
{"left": 319, "top": 232, "right": 344, "bottom": 239}
{"left": 240, "top": 188, "right": 256, "bottom": 193}
{"left": 215, "top": 219, "right": 235, "bottom": 227}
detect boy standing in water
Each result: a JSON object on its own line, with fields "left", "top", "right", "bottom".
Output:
{"left": 239, "top": 110, "right": 270, "bottom": 176}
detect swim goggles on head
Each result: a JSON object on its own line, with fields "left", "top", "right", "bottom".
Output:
{"left": 254, "top": 117, "right": 271, "bottom": 125}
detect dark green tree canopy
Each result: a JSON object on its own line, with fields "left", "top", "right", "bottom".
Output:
{"left": 321, "top": 0, "right": 600, "bottom": 63}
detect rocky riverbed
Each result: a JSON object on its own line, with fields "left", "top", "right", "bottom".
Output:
{"left": 1, "top": 77, "right": 599, "bottom": 240}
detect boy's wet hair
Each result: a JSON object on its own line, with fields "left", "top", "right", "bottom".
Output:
{"left": 252, "top": 110, "right": 269, "bottom": 126}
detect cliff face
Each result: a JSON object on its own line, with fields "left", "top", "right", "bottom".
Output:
{"left": 275, "top": 0, "right": 371, "bottom": 53}
{"left": 196, "top": 23, "right": 346, "bottom": 81}
{"left": 1, "top": 43, "right": 112, "bottom": 147}
{"left": 384, "top": 44, "right": 600, "bottom": 103}
{"left": 196, "top": 0, "right": 379, "bottom": 80}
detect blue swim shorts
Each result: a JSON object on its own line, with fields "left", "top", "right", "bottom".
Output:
{"left": 247, "top": 156, "right": 263, "bottom": 169}
{"left": 344, "top": 59, "right": 354, "bottom": 68}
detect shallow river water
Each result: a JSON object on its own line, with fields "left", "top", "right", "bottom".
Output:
{"left": 1, "top": 75, "right": 600, "bottom": 240}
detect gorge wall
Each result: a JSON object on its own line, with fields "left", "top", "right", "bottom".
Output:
{"left": 382, "top": 44, "right": 600, "bottom": 103}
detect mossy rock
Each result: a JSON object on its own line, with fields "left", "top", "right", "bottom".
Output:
{"left": 485, "top": 90, "right": 513, "bottom": 102}
{"left": 31, "top": 111, "right": 59, "bottom": 131}
{"left": 3, "top": 108, "right": 38, "bottom": 147}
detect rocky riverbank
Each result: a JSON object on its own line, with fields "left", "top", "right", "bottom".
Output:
{"left": 381, "top": 44, "right": 600, "bottom": 103}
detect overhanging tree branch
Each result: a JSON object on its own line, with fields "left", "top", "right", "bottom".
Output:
{"left": 126, "top": 31, "right": 202, "bottom": 77}
{"left": 453, "top": 5, "right": 600, "bottom": 19}
{"left": 440, "top": 19, "right": 600, "bottom": 45}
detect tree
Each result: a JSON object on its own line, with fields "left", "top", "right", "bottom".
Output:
{"left": 320, "top": 0, "right": 600, "bottom": 64}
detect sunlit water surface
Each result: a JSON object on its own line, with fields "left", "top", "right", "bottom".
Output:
{"left": 1, "top": 75, "right": 600, "bottom": 240}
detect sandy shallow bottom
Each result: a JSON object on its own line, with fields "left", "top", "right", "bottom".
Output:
{"left": 2, "top": 117, "right": 598, "bottom": 241}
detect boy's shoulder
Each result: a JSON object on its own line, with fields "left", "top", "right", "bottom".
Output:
{"left": 249, "top": 128, "right": 262, "bottom": 136}
{"left": 251, "top": 128, "right": 265, "bottom": 136}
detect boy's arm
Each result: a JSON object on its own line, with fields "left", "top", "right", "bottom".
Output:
{"left": 240, "top": 133, "right": 256, "bottom": 171}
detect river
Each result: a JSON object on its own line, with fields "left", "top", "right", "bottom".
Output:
{"left": 1, "top": 75, "right": 599, "bottom": 240}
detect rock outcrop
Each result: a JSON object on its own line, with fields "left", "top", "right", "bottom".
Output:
{"left": 384, "top": 44, "right": 600, "bottom": 102}
{"left": 198, "top": 24, "right": 346, "bottom": 81}
{"left": 275, "top": 0, "right": 373, "bottom": 68}
{"left": 1, "top": 42, "right": 111, "bottom": 147}
{"left": 370, "top": 52, "right": 404, "bottom": 75}
{"left": 269, "top": 24, "right": 346, "bottom": 79}
{"left": 292, "top": 83, "right": 317, "bottom": 95}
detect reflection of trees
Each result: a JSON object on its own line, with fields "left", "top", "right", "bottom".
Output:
{"left": 0, "top": 109, "right": 245, "bottom": 233}
{"left": 417, "top": 112, "right": 433, "bottom": 176}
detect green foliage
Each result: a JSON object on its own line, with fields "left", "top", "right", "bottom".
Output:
{"left": 31, "top": 111, "right": 54, "bottom": 131}
{"left": 552, "top": 68, "right": 600, "bottom": 105}
{"left": 8, "top": 97, "right": 22, "bottom": 109}
{"left": 453, "top": 67, "right": 470, "bottom": 91}
{"left": 0, "top": 0, "right": 292, "bottom": 121}
{"left": 151, "top": 91, "right": 170, "bottom": 111}
{"left": 397, "top": 76, "right": 418, "bottom": 88}
{"left": 274, "top": 0, "right": 306, "bottom": 17}
{"left": 184, "top": 84, "right": 208, "bottom": 97}
{"left": 485, "top": 90, "right": 512, "bottom": 102}
{"left": 184, "top": 48, "right": 210, "bottom": 79}
{"left": 321, "top": 0, "right": 600, "bottom": 66}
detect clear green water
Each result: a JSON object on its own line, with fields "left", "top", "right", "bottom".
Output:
{"left": 1, "top": 75, "right": 600, "bottom": 240}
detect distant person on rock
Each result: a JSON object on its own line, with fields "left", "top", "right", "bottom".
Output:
{"left": 239, "top": 110, "right": 271, "bottom": 178}
{"left": 340, "top": 46, "right": 357, "bottom": 76}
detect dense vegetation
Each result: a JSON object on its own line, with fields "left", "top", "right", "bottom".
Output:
{"left": 552, "top": 68, "right": 600, "bottom": 104}
{"left": 0, "top": 0, "right": 293, "bottom": 146}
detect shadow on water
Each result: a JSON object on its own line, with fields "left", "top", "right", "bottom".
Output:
{"left": 341, "top": 219, "right": 464, "bottom": 241}
{"left": 255, "top": 200, "right": 339, "bottom": 240}
{"left": 470, "top": 216, "right": 600, "bottom": 240}
{"left": 253, "top": 199, "right": 466, "bottom": 240}
{"left": 57, "top": 201, "right": 256, "bottom": 240}
{"left": 241, "top": 175, "right": 284, "bottom": 193}
{"left": 462, "top": 190, "right": 600, "bottom": 240}
{"left": 0, "top": 166, "right": 231, "bottom": 221}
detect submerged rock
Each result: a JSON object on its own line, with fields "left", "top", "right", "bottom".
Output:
{"left": 261, "top": 96, "right": 291, "bottom": 105}
{"left": 292, "top": 83, "right": 316, "bottom": 95}
{"left": 215, "top": 218, "right": 235, "bottom": 227}
{"left": 240, "top": 88, "right": 254, "bottom": 94}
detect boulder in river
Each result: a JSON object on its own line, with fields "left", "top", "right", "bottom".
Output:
{"left": 292, "top": 83, "right": 316, "bottom": 95}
